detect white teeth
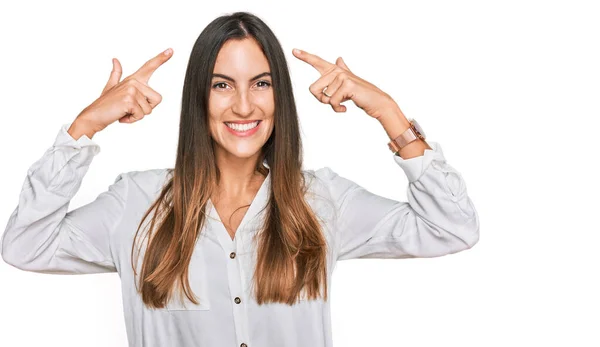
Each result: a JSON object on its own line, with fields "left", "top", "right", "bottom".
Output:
{"left": 225, "top": 121, "right": 259, "bottom": 132}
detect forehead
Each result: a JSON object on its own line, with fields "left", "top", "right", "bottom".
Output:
{"left": 213, "top": 38, "right": 270, "bottom": 76}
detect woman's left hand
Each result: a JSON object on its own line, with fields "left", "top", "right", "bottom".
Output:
{"left": 292, "top": 48, "right": 397, "bottom": 120}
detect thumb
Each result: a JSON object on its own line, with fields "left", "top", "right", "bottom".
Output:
{"left": 336, "top": 57, "right": 351, "bottom": 72}
{"left": 101, "top": 58, "right": 123, "bottom": 96}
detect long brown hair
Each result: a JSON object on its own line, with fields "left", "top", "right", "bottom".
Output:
{"left": 130, "top": 11, "right": 329, "bottom": 308}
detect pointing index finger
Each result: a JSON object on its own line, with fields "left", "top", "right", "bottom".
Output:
{"left": 132, "top": 48, "right": 173, "bottom": 84}
{"left": 293, "top": 48, "right": 333, "bottom": 75}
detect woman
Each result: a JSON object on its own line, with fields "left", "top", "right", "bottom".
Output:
{"left": 1, "top": 11, "right": 479, "bottom": 347}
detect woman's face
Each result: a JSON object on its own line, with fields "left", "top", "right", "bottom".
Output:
{"left": 208, "top": 38, "right": 275, "bottom": 161}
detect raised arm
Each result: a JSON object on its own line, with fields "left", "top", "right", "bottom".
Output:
{"left": 1, "top": 123, "right": 128, "bottom": 274}
{"left": 2, "top": 48, "right": 173, "bottom": 274}
{"left": 315, "top": 141, "right": 480, "bottom": 261}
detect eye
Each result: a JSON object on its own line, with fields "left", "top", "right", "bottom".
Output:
{"left": 212, "top": 81, "right": 271, "bottom": 90}
{"left": 213, "top": 82, "right": 228, "bottom": 89}
{"left": 257, "top": 80, "right": 271, "bottom": 88}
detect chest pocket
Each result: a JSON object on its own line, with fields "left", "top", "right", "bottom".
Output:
{"left": 165, "top": 250, "right": 211, "bottom": 311}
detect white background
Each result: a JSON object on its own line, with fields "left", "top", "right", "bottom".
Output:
{"left": 1, "top": 0, "right": 598, "bottom": 346}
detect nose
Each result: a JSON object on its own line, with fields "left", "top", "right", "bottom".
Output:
{"left": 231, "top": 89, "right": 255, "bottom": 116}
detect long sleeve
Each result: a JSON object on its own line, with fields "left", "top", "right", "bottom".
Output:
{"left": 1, "top": 123, "right": 128, "bottom": 274}
{"left": 316, "top": 141, "right": 480, "bottom": 261}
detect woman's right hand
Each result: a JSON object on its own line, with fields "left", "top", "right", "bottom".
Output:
{"left": 73, "top": 48, "right": 174, "bottom": 136}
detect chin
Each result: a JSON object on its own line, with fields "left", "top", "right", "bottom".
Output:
{"left": 211, "top": 127, "right": 270, "bottom": 159}
{"left": 228, "top": 150, "right": 260, "bottom": 159}
{"left": 218, "top": 143, "right": 263, "bottom": 159}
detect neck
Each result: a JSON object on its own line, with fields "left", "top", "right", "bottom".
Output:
{"left": 213, "top": 151, "right": 267, "bottom": 200}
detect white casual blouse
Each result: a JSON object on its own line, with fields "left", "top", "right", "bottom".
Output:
{"left": 1, "top": 122, "right": 480, "bottom": 347}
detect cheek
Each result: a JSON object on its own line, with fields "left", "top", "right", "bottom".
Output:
{"left": 208, "top": 93, "right": 227, "bottom": 113}
{"left": 206, "top": 113, "right": 224, "bottom": 139}
{"left": 207, "top": 98, "right": 225, "bottom": 131}
{"left": 258, "top": 96, "right": 275, "bottom": 124}
{"left": 208, "top": 119, "right": 219, "bottom": 135}
{"left": 258, "top": 91, "right": 274, "bottom": 108}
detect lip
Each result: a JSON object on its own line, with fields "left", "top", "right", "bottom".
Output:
{"left": 223, "top": 120, "right": 262, "bottom": 124}
{"left": 224, "top": 120, "right": 261, "bottom": 137}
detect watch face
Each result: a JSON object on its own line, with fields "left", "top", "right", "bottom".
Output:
{"left": 412, "top": 119, "right": 426, "bottom": 138}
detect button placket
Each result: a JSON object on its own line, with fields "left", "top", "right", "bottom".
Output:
{"left": 210, "top": 200, "right": 257, "bottom": 346}
{"left": 224, "top": 238, "right": 250, "bottom": 345}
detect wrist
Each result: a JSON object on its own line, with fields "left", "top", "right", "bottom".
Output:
{"left": 68, "top": 117, "right": 97, "bottom": 140}
{"left": 378, "top": 106, "right": 432, "bottom": 159}
{"left": 376, "top": 104, "right": 411, "bottom": 140}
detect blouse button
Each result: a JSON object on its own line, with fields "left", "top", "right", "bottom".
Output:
{"left": 240, "top": 343, "right": 248, "bottom": 347}
{"left": 234, "top": 297, "right": 241, "bottom": 304}
{"left": 230, "top": 252, "right": 236, "bottom": 259}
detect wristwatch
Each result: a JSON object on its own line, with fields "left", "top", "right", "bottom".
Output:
{"left": 387, "top": 118, "right": 426, "bottom": 154}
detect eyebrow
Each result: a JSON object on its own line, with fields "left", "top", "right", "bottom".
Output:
{"left": 212, "top": 72, "right": 271, "bottom": 83}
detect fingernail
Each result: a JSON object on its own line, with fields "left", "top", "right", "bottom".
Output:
{"left": 164, "top": 48, "right": 172, "bottom": 55}
{"left": 293, "top": 48, "right": 301, "bottom": 55}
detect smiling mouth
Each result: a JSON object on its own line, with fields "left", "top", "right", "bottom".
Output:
{"left": 224, "top": 120, "right": 261, "bottom": 131}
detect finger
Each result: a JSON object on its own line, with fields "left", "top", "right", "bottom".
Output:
{"left": 134, "top": 90, "right": 153, "bottom": 115}
{"left": 309, "top": 69, "right": 341, "bottom": 103}
{"left": 129, "top": 79, "right": 163, "bottom": 108}
{"left": 335, "top": 57, "right": 352, "bottom": 73}
{"left": 101, "top": 58, "right": 123, "bottom": 96}
{"left": 292, "top": 48, "right": 334, "bottom": 75}
{"left": 120, "top": 101, "right": 145, "bottom": 124}
{"left": 120, "top": 110, "right": 141, "bottom": 123}
{"left": 131, "top": 48, "right": 173, "bottom": 85}
{"left": 331, "top": 103, "right": 347, "bottom": 113}
{"left": 328, "top": 80, "right": 350, "bottom": 113}
{"left": 322, "top": 72, "right": 346, "bottom": 105}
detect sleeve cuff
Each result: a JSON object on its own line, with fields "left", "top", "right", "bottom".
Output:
{"left": 392, "top": 141, "right": 446, "bottom": 183}
{"left": 54, "top": 122, "right": 101, "bottom": 153}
